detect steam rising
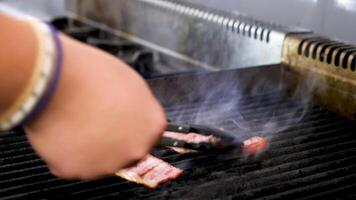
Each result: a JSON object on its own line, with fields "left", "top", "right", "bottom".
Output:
{"left": 168, "top": 66, "right": 323, "bottom": 142}
{"left": 75, "top": 0, "right": 324, "bottom": 143}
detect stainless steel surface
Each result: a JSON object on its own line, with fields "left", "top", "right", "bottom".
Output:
{"left": 3, "top": 0, "right": 356, "bottom": 45}
{"left": 0, "top": 0, "right": 65, "bottom": 20}
{"left": 66, "top": 0, "right": 308, "bottom": 70}
{"left": 66, "top": 0, "right": 356, "bottom": 120}
{"left": 186, "top": 0, "right": 356, "bottom": 45}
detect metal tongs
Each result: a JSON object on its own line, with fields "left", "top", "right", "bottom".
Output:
{"left": 158, "top": 123, "right": 244, "bottom": 152}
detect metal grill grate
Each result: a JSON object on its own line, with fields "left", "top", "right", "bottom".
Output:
{"left": 1, "top": 91, "right": 356, "bottom": 199}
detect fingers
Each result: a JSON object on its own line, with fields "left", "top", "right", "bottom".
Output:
{"left": 29, "top": 110, "right": 167, "bottom": 181}
{"left": 47, "top": 159, "right": 115, "bottom": 181}
{"left": 121, "top": 159, "right": 142, "bottom": 169}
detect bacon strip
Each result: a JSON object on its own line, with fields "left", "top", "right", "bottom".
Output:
{"left": 116, "top": 155, "right": 182, "bottom": 188}
{"left": 122, "top": 155, "right": 162, "bottom": 176}
{"left": 168, "top": 147, "right": 197, "bottom": 154}
{"left": 165, "top": 132, "right": 268, "bottom": 155}
{"left": 163, "top": 131, "right": 219, "bottom": 144}
{"left": 142, "top": 161, "right": 182, "bottom": 183}
{"left": 164, "top": 131, "right": 215, "bottom": 154}
{"left": 242, "top": 136, "right": 268, "bottom": 154}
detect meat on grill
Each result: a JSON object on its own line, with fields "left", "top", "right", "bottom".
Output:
{"left": 116, "top": 134, "right": 267, "bottom": 189}
{"left": 242, "top": 136, "right": 268, "bottom": 154}
{"left": 116, "top": 155, "right": 183, "bottom": 188}
{"left": 163, "top": 131, "right": 220, "bottom": 153}
{"left": 163, "top": 131, "right": 220, "bottom": 144}
{"left": 164, "top": 131, "right": 268, "bottom": 154}
{"left": 168, "top": 147, "right": 197, "bottom": 154}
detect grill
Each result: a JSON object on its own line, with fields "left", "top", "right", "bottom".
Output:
{"left": 1, "top": 66, "right": 356, "bottom": 199}
{"left": 2, "top": 0, "right": 356, "bottom": 199}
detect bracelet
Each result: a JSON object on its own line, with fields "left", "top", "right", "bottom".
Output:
{"left": 22, "top": 23, "right": 63, "bottom": 125}
{"left": 0, "top": 18, "right": 63, "bottom": 131}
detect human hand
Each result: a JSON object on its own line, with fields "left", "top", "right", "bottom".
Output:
{"left": 24, "top": 34, "right": 167, "bottom": 180}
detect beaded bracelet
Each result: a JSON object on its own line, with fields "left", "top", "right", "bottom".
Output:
{"left": 0, "top": 18, "right": 63, "bottom": 131}
{"left": 22, "top": 22, "right": 63, "bottom": 125}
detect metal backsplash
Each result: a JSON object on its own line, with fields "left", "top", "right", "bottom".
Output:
{"left": 66, "top": 0, "right": 308, "bottom": 70}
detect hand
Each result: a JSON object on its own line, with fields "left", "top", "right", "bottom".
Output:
{"left": 24, "top": 34, "right": 167, "bottom": 180}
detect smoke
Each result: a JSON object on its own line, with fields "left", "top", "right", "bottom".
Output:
{"left": 167, "top": 65, "right": 324, "bottom": 142}
{"left": 76, "top": 0, "right": 325, "bottom": 142}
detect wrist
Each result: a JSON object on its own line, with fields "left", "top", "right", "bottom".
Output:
{"left": 22, "top": 23, "right": 63, "bottom": 125}
{"left": 0, "top": 16, "right": 38, "bottom": 114}
{"left": 0, "top": 18, "right": 63, "bottom": 131}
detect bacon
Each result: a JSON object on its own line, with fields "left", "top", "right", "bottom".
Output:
{"left": 164, "top": 131, "right": 217, "bottom": 154}
{"left": 165, "top": 132, "right": 268, "bottom": 155}
{"left": 116, "top": 170, "right": 158, "bottom": 188}
{"left": 168, "top": 147, "right": 197, "bottom": 154}
{"left": 121, "top": 155, "right": 162, "bottom": 176}
{"left": 116, "top": 155, "right": 182, "bottom": 189}
{"left": 116, "top": 136, "right": 267, "bottom": 188}
{"left": 142, "top": 161, "right": 182, "bottom": 184}
{"left": 163, "top": 131, "right": 219, "bottom": 144}
{"left": 242, "top": 136, "right": 268, "bottom": 154}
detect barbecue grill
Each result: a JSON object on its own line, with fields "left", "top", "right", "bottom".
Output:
{"left": 1, "top": 0, "right": 356, "bottom": 199}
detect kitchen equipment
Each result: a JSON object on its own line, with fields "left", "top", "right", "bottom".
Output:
{"left": 1, "top": 0, "right": 356, "bottom": 199}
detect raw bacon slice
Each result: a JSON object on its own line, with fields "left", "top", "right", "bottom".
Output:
{"left": 116, "top": 155, "right": 182, "bottom": 189}
{"left": 116, "top": 170, "right": 159, "bottom": 189}
{"left": 168, "top": 147, "right": 197, "bottom": 154}
{"left": 142, "top": 161, "right": 182, "bottom": 184}
{"left": 242, "top": 136, "right": 268, "bottom": 154}
{"left": 165, "top": 132, "right": 268, "bottom": 155}
{"left": 164, "top": 131, "right": 217, "bottom": 154}
{"left": 163, "top": 131, "right": 219, "bottom": 144}
{"left": 121, "top": 155, "right": 162, "bottom": 176}
{"left": 116, "top": 170, "right": 157, "bottom": 188}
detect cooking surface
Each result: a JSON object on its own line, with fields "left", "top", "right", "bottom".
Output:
{"left": 1, "top": 17, "right": 356, "bottom": 200}
{"left": 1, "top": 83, "right": 356, "bottom": 199}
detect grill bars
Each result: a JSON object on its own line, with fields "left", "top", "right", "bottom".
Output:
{"left": 1, "top": 92, "right": 356, "bottom": 199}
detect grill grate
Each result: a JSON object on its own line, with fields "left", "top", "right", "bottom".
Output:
{"left": 1, "top": 92, "right": 356, "bottom": 199}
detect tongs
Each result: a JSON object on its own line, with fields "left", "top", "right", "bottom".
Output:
{"left": 158, "top": 123, "right": 244, "bottom": 152}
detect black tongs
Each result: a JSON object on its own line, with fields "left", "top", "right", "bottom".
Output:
{"left": 158, "top": 123, "right": 244, "bottom": 152}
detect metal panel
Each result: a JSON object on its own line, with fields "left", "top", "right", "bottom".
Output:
{"left": 66, "top": 0, "right": 308, "bottom": 70}
{"left": 185, "top": 0, "right": 356, "bottom": 46}
{"left": 0, "top": 0, "right": 65, "bottom": 20}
